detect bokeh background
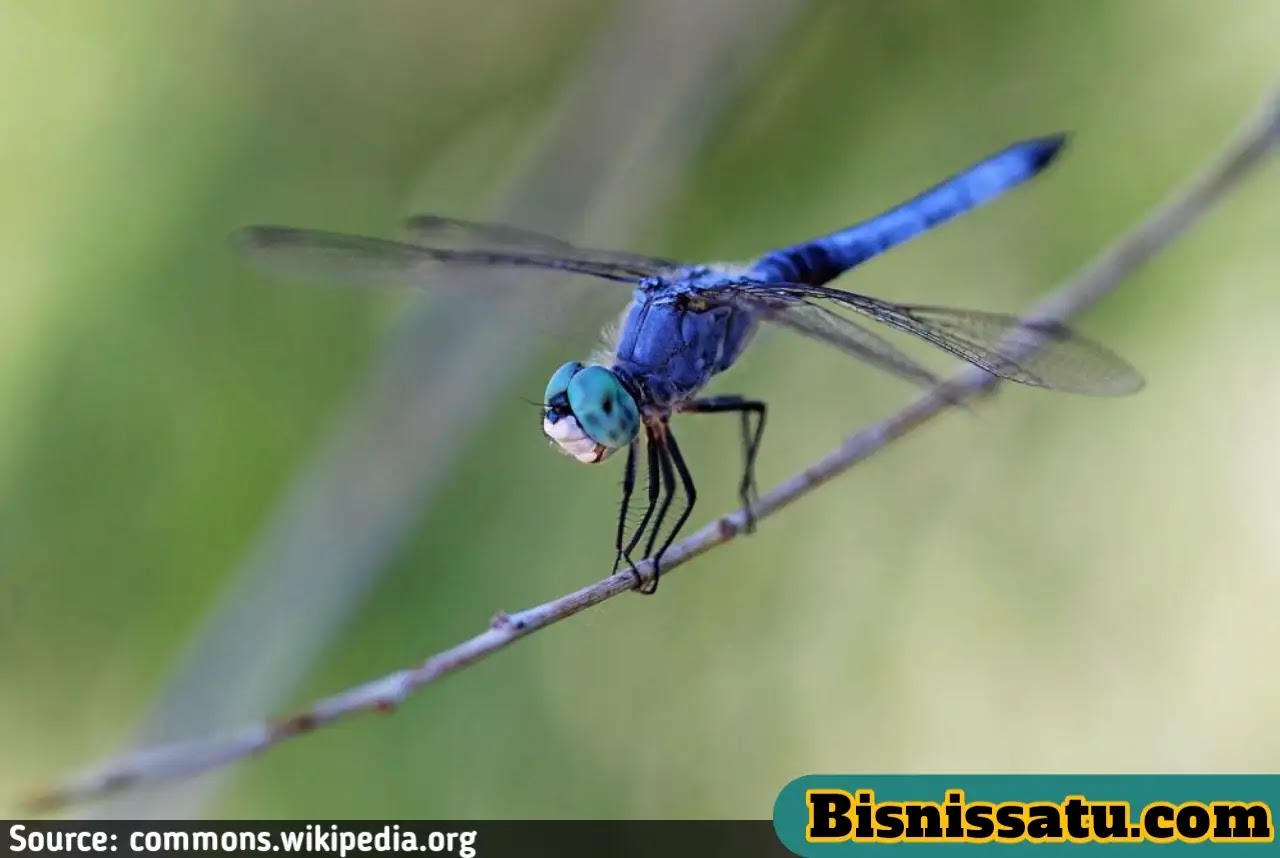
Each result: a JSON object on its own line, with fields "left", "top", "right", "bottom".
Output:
{"left": 2, "top": 0, "right": 1278, "bottom": 819}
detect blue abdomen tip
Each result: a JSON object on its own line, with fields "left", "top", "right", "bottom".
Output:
{"left": 1020, "top": 133, "right": 1070, "bottom": 171}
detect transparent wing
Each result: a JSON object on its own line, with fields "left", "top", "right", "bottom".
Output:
{"left": 402, "top": 215, "right": 680, "bottom": 279}
{"left": 712, "top": 281, "right": 1144, "bottom": 396}
{"left": 234, "top": 226, "right": 656, "bottom": 287}
{"left": 749, "top": 300, "right": 946, "bottom": 392}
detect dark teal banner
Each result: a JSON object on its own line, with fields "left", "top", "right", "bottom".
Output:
{"left": 773, "top": 775, "right": 1277, "bottom": 855}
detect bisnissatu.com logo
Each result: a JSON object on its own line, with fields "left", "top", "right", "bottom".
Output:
{"left": 808, "top": 789, "right": 1271, "bottom": 844}
{"left": 772, "top": 776, "right": 1278, "bottom": 854}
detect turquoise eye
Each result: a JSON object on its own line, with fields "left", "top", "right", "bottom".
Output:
{"left": 544, "top": 361, "right": 583, "bottom": 407}
{"left": 567, "top": 366, "right": 639, "bottom": 449}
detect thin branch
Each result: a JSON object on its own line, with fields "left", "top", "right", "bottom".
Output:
{"left": 29, "top": 83, "right": 1279, "bottom": 814}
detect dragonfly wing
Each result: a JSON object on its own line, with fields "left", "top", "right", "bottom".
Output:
{"left": 402, "top": 215, "right": 680, "bottom": 279}
{"left": 857, "top": 302, "right": 1144, "bottom": 395}
{"left": 735, "top": 297, "right": 945, "bottom": 391}
{"left": 235, "top": 226, "right": 651, "bottom": 287}
{"left": 703, "top": 281, "right": 1144, "bottom": 396}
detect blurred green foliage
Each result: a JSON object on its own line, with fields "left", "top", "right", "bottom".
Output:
{"left": 1, "top": 0, "right": 1278, "bottom": 819}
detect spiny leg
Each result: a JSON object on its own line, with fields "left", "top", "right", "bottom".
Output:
{"left": 637, "top": 433, "right": 677, "bottom": 595}
{"left": 652, "top": 427, "right": 697, "bottom": 576}
{"left": 612, "top": 440, "right": 638, "bottom": 575}
{"left": 684, "top": 395, "right": 767, "bottom": 532}
{"left": 619, "top": 433, "right": 662, "bottom": 588}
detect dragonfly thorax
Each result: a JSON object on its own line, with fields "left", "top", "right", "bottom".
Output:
{"left": 542, "top": 361, "right": 640, "bottom": 464}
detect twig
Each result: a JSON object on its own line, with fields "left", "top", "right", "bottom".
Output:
{"left": 29, "top": 83, "right": 1279, "bottom": 814}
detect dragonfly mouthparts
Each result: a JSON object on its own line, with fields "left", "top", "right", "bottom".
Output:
{"left": 543, "top": 411, "right": 607, "bottom": 464}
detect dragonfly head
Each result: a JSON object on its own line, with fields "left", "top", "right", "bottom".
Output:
{"left": 542, "top": 361, "right": 639, "bottom": 464}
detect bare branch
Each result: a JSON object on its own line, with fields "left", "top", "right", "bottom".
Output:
{"left": 28, "top": 83, "right": 1279, "bottom": 815}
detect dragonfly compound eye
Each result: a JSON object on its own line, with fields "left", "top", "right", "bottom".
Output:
{"left": 543, "top": 360, "right": 584, "bottom": 410}
{"left": 542, "top": 363, "right": 638, "bottom": 464}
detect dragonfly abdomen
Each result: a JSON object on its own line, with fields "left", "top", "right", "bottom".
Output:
{"left": 751, "top": 242, "right": 846, "bottom": 287}
{"left": 750, "top": 135, "right": 1067, "bottom": 287}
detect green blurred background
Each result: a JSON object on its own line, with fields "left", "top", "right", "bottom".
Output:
{"left": 2, "top": 0, "right": 1278, "bottom": 820}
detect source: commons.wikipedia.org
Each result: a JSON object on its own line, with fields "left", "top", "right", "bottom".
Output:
{"left": 9, "top": 823, "right": 479, "bottom": 857}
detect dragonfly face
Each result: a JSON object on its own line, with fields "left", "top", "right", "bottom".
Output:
{"left": 542, "top": 361, "right": 640, "bottom": 464}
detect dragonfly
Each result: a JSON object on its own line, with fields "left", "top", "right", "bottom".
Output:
{"left": 236, "top": 134, "right": 1142, "bottom": 594}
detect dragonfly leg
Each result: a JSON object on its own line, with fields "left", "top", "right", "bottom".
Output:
{"left": 612, "top": 440, "right": 638, "bottom": 576}
{"left": 638, "top": 430, "right": 678, "bottom": 595}
{"left": 649, "top": 428, "right": 697, "bottom": 582}
{"left": 618, "top": 434, "right": 661, "bottom": 589}
{"left": 684, "top": 396, "right": 767, "bottom": 532}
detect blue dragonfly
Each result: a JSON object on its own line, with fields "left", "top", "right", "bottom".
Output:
{"left": 236, "top": 134, "right": 1142, "bottom": 593}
